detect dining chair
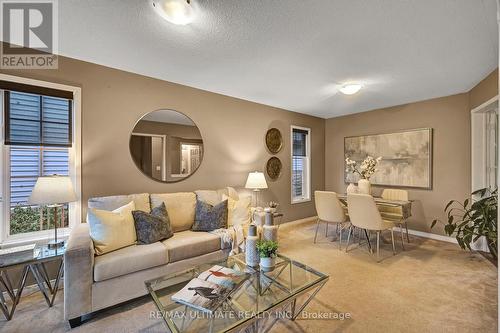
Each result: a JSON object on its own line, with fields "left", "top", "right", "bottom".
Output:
{"left": 346, "top": 193, "right": 396, "bottom": 261}
{"left": 313, "top": 191, "right": 349, "bottom": 249}
{"left": 381, "top": 188, "right": 410, "bottom": 249}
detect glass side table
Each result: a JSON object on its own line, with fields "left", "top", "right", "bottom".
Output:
{"left": 0, "top": 243, "right": 65, "bottom": 320}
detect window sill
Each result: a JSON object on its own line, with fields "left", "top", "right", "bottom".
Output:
{"left": 291, "top": 198, "right": 311, "bottom": 205}
{"left": 1, "top": 228, "right": 71, "bottom": 248}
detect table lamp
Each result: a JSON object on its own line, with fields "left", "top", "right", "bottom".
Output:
{"left": 245, "top": 171, "right": 268, "bottom": 208}
{"left": 28, "top": 175, "right": 77, "bottom": 249}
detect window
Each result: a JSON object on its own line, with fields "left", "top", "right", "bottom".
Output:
{"left": 0, "top": 77, "right": 80, "bottom": 243}
{"left": 5, "top": 91, "right": 72, "bottom": 146}
{"left": 291, "top": 126, "right": 311, "bottom": 203}
{"left": 9, "top": 146, "right": 70, "bottom": 235}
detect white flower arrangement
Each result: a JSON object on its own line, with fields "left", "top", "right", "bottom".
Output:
{"left": 345, "top": 155, "right": 382, "bottom": 180}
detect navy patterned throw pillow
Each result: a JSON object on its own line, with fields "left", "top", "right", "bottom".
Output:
{"left": 132, "top": 203, "right": 173, "bottom": 244}
{"left": 192, "top": 198, "right": 228, "bottom": 231}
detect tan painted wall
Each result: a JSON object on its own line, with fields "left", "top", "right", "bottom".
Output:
{"left": 469, "top": 69, "right": 498, "bottom": 110}
{"left": 325, "top": 69, "right": 498, "bottom": 234}
{"left": 0, "top": 55, "right": 495, "bottom": 233}
{"left": 0, "top": 56, "right": 325, "bottom": 223}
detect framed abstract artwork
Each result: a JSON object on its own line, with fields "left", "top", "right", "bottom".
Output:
{"left": 344, "top": 128, "right": 433, "bottom": 189}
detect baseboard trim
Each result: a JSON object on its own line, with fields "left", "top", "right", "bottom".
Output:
{"left": 280, "top": 216, "right": 318, "bottom": 226}
{"left": 293, "top": 216, "right": 459, "bottom": 244}
{"left": 393, "top": 226, "right": 458, "bottom": 244}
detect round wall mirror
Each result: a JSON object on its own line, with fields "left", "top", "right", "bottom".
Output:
{"left": 129, "top": 109, "right": 204, "bottom": 183}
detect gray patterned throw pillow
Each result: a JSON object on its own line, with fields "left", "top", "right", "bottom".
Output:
{"left": 132, "top": 203, "right": 173, "bottom": 244}
{"left": 192, "top": 198, "right": 228, "bottom": 231}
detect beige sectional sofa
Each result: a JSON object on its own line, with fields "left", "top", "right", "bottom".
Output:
{"left": 64, "top": 191, "right": 234, "bottom": 327}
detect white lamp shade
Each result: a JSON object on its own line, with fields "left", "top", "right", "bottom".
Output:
{"left": 28, "top": 176, "right": 77, "bottom": 205}
{"left": 245, "top": 172, "right": 268, "bottom": 190}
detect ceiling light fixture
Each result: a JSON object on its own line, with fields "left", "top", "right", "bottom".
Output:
{"left": 153, "top": 0, "right": 195, "bottom": 26}
{"left": 339, "top": 83, "right": 363, "bottom": 95}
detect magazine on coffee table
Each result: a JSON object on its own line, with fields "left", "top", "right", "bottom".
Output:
{"left": 171, "top": 265, "right": 249, "bottom": 313}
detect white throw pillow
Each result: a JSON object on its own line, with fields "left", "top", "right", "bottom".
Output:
{"left": 223, "top": 194, "right": 251, "bottom": 226}
{"left": 87, "top": 201, "right": 137, "bottom": 255}
{"left": 227, "top": 187, "right": 239, "bottom": 201}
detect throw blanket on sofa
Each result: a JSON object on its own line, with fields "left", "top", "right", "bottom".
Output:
{"left": 209, "top": 225, "right": 245, "bottom": 255}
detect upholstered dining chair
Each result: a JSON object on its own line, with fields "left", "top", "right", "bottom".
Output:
{"left": 381, "top": 188, "right": 410, "bottom": 249}
{"left": 346, "top": 193, "right": 396, "bottom": 261}
{"left": 313, "top": 191, "right": 349, "bottom": 249}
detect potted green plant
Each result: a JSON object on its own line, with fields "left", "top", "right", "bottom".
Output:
{"left": 256, "top": 240, "right": 278, "bottom": 269}
{"left": 431, "top": 188, "right": 497, "bottom": 262}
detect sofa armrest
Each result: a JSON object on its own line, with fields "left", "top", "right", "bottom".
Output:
{"left": 64, "top": 223, "right": 94, "bottom": 320}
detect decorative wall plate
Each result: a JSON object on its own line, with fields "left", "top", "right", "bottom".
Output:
{"left": 266, "top": 157, "right": 282, "bottom": 181}
{"left": 265, "top": 128, "right": 283, "bottom": 154}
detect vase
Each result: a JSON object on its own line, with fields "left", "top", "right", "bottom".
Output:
{"left": 245, "top": 225, "right": 259, "bottom": 267}
{"left": 263, "top": 225, "right": 278, "bottom": 242}
{"left": 260, "top": 257, "right": 276, "bottom": 270}
{"left": 263, "top": 211, "right": 278, "bottom": 241}
{"left": 358, "top": 179, "right": 371, "bottom": 194}
{"left": 346, "top": 183, "right": 358, "bottom": 194}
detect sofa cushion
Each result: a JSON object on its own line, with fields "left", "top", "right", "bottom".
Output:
{"left": 195, "top": 190, "right": 222, "bottom": 206}
{"left": 162, "top": 230, "right": 221, "bottom": 262}
{"left": 88, "top": 201, "right": 137, "bottom": 255}
{"left": 150, "top": 192, "right": 196, "bottom": 232}
{"left": 216, "top": 188, "right": 229, "bottom": 201}
{"left": 88, "top": 193, "right": 150, "bottom": 213}
{"left": 93, "top": 242, "right": 169, "bottom": 282}
{"left": 195, "top": 188, "right": 239, "bottom": 206}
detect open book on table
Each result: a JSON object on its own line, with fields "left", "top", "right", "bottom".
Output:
{"left": 171, "top": 265, "right": 250, "bottom": 313}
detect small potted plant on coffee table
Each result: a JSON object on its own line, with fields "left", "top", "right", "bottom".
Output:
{"left": 256, "top": 240, "right": 278, "bottom": 270}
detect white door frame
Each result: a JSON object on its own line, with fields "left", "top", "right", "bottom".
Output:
{"left": 470, "top": 95, "right": 498, "bottom": 252}
{"left": 131, "top": 133, "right": 167, "bottom": 181}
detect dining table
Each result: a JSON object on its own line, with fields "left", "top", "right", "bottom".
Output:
{"left": 337, "top": 193, "right": 413, "bottom": 249}
{"left": 337, "top": 194, "right": 412, "bottom": 219}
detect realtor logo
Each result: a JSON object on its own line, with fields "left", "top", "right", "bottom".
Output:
{"left": 0, "top": 0, "right": 58, "bottom": 69}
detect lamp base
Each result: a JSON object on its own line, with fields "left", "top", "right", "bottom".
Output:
{"left": 47, "top": 240, "right": 65, "bottom": 249}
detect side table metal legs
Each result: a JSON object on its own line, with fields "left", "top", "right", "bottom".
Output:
{"left": 0, "top": 266, "right": 29, "bottom": 320}
{"left": 30, "top": 261, "right": 64, "bottom": 307}
{"left": 0, "top": 260, "right": 64, "bottom": 320}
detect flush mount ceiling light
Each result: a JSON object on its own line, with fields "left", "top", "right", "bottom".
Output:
{"left": 153, "top": 0, "right": 194, "bottom": 25}
{"left": 339, "top": 83, "right": 363, "bottom": 95}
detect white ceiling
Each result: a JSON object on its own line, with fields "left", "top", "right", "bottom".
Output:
{"left": 142, "top": 109, "right": 195, "bottom": 126}
{"left": 57, "top": 0, "right": 498, "bottom": 118}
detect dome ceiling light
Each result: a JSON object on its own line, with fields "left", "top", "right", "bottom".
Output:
{"left": 339, "top": 83, "right": 363, "bottom": 95}
{"left": 153, "top": 0, "right": 195, "bottom": 26}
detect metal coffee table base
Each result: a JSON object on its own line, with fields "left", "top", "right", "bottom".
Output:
{"left": 0, "top": 261, "right": 64, "bottom": 320}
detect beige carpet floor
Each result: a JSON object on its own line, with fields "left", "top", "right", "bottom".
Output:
{"left": 0, "top": 219, "right": 497, "bottom": 333}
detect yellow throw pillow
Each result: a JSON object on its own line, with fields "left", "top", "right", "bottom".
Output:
{"left": 223, "top": 194, "right": 251, "bottom": 226}
{"left": 88, "top": 201, "right": 137, "bottom": 255}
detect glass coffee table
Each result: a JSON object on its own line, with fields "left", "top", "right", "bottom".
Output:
{"left": 145, "top": 253, "right": 328, "bottom": 333}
